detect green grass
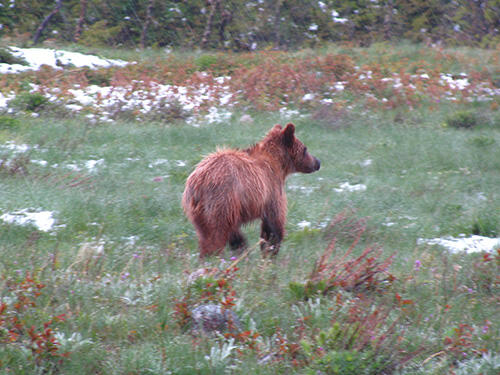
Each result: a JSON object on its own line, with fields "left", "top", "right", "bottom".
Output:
{"left": 1, "top": 98, "right": 499, "bottom": 372}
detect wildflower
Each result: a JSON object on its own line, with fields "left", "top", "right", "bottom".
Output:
{"left": 230, "top": 256, "right": 237, "bottom": 261}
{"left": 414, "top": 259, "right": 421, "bottom": 271}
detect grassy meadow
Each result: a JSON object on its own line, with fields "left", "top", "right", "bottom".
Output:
{"left": 0, "top": 44, "right": 499, "bottom": 374}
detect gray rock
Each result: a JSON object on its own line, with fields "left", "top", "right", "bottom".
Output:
{"left": 239, "top": 114, "right": 253, "bottom": 124}
{"left": 191, "top": 304, "right": 242, "bottom": 336}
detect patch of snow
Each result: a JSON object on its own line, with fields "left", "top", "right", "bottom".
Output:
{"left": 333, "top": 17, "right": 348, "bottom": 23}
{"left": 65, "top": 163, "right": 81, "bottom": 172}
{"left": 123, "top": 235, "right": 139, "bottom": 246}
{"left": 297, "top": 220, "right": 312, "bottom": 229}
{"left": 279, "top": 107, "right": 300, "bottom": 119}
{"left": 31, "top": 159, "right": 48, "bottom": 167}
{"left": 204, "top": 106, "right": 232, "bottom": 124}
{"left": 39, "top": 78, "right": 235, "bottom": 124}
{"left": 439, "top": 73, "right": 469, "bottom": 90}
{"left": 148, "top": 159, "right": 169, "bottom": 168}
{"left": 302, "top": 93, "right": 315, "bottom": 101}
{"left": 287, "top": 184, "right": 317, "bottom": 195}
{"left": 85, "top": 159, "right": 104, "bottom": 172}
{"left": 0, "top": 91, "right": 15, "bottom": 109}
{"left": 334, "top": 182, "right": 367, "bottom": 193}
{"left": 476, "top": 192, "right": 487, "bottom": 201}
{"left": 417, "top": 235, "right": 500, "bottom": 254}
{"left": 63, "top": 159, "right": 104, "bottom": 173}
{"left": 333, "top": 81, "right": 345, "bottom": 91}
{"left": 2, "top": 46, "right": 129, "bottom": 74}
{"left": 0, "top": 209, "right": 56, "bottom": 232}
{"left": 360, "top": 159, "right": 372, "bottom": 167}
{"left": 1, "top": 141, "right": 30, "bottom": 153}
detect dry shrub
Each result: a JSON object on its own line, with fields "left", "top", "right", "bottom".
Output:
{"left": 311, "top": 232, "right": 396, "bottom": 295}
{"left": 323, "top": 209, "right": 369, "bottom": 243}
{"left": 0, "top": 154, "right": 30, "bottom": 176}
{"left": 0, "top": 273, "right": 69, "bottom": 367}
{"left": 290, "top": 212, "right": 395, "bottom": 299}
{"left": 311, "top": 103, "right": 351, "bottom": 130}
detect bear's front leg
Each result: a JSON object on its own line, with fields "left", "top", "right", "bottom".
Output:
{"left": 260, "top": 215, "right": 284, "bottom": 257}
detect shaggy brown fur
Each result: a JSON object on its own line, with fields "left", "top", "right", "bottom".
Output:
{"left": 182, "top": 123, "right": 321, "bottom": 258}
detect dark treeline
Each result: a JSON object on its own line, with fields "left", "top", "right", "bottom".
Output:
{"left": 1, "top": 0, "right": 499, "bottom": 49}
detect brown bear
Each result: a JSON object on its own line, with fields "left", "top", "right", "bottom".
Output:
{"left": 182, "top": 123, "right": 320, "bottom": 258}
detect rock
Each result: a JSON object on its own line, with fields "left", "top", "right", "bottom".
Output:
{"left": 191, "top": 304, "right": 242, "bottom": 336}
{"left": 239, "top": 114, "right": 253, "bottom": 124}
{"left": 186, "top": 267, "right": 217, "bottom": 284}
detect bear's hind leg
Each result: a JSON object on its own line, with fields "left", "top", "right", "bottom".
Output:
{"left": 229, "top": 230, "right": 247, "bottom": 255}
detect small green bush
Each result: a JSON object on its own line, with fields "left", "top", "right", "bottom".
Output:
{"left": 0, "top": 115, "right": 20, "bottom": 129}
{"left": 305, "top": 350, "right": 386, "bottom": 375}
{"left": 195, "top": 54, "right": 218, "bottom": 71}
{"left": 289, "top": 280, "right": 327, "bottom": 300}
{"left": 471, "top": 215, "right": 499, "bottom": 237}
{"left": 9, "top": 92, "right": 48, "bottom": 112}
{"left": 470, "top": 135, "right": 495, "bottom": 147}
{"left": 0, "top": 48, "right": 28, "bottom": 65}
{"left": 445, "top": 111, "right": 479, "bottom": 129}
{"left": 80, "top": 20, "right": 123, "bottom": 47}
{"left": 84, "top": 68, "right": 112, "bottom": 86}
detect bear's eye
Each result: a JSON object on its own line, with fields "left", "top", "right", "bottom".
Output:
{"left": 302, "top": 147, "right": 308, "bottom": 156}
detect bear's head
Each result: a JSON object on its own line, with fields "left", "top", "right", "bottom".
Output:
{"left": 265, "top": 123, "right": 320, "bottom": 174}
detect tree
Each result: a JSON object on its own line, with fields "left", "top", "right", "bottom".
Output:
{"left": 140, "top": 0, "right": 154, "bottom": 49}
{"left": 33, "top": 0, "right": 63, "bottom": 44}
{"left": 74, "top": 0, "right": 87, "bottom": 42}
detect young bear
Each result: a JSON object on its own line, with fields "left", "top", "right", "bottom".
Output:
{"left": 182, "top": 123, "right": 320, "bottom": 258}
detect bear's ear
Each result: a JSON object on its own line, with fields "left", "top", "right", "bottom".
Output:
{"left": 282, "top": 123, "right": 295, "bottom": 147}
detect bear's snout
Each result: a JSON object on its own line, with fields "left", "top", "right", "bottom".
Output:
{"left": 314, "top": 157, "right": 321, "bottom": 171}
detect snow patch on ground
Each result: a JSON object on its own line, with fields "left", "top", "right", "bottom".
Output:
{"left": 0, "top": 141, "right": 32, "bottom": 153}
{"left": 297, "top": 220, "right": 312, "bottom": 229}
{"left": 0, "top": 46, "right": 128, "bottom": 74}
{"left": 0, "top": 209, "right": 57, "bottom": 232}
{"left": 63, "top": 159, "right": 105, "bottom": 173}
{"left": 418, "top": 235, "right": 500, "bottom": 254}
{"left": 287, "top": 184, "right": 318, "bottom": 195}
{"left": 334, "top": 182, "right": 367, "bottom": 193}
{"left": 26, "top": 77, "right": 234, "bottom": 124}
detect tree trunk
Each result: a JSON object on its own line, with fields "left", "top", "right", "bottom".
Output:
{"left": 33, "top": 0, "right": 63, "bottom": 44}
{"left": 74, "top": 0, "right": 88, "bottom": 42}
{"left": 218, "top": 9, "right": 232, "bottom": 47}
{"left": 383, "top": 0, "right": 394, "bottom": 41}
{"left": 201, "top": 0, "right": 221, "bottom": 49}
{"left": 466, "top": 0, "right": 489, "bottom": 40}
{"left": 140, "top": 0, "right": 154, "bottom": 49}
{"left": 273, "top": 0, "right": 283, "bottom": 49}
